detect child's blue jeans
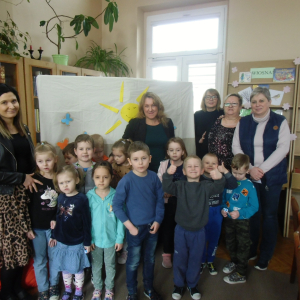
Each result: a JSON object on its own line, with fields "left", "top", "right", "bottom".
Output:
{"left": 126, "top": 224, "right": 158, "bottom": 295}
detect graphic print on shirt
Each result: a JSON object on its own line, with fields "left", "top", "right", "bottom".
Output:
{"left": 59, "top": 204, "right": 75, "bottom": 221}
{"left": 40, "top": 186, "right": 58, "bottom": 208}
{"left": 241, "top": 188, "right": 248, "bottom": 197}
{"left": 232, "top": 193, "right": 240, "bottom": 201}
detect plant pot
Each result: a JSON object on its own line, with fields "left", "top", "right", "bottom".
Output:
{"left": 52, "top": 54, "right": 69, "bottom": 65}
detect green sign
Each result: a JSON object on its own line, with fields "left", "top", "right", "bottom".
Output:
{"left": 250, "top": 67, "right": 275, "bottom": 79}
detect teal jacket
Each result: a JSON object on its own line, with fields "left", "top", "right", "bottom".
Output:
{"left": 87, "top": 187, "right": 125, "bottom": 248}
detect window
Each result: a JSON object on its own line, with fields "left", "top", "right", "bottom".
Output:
{"left": 146, "top": 5, "right": 227, "bottom": 111}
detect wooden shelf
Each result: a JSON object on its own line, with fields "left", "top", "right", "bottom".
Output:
{"left": 228, "top": 81, "right": 295, "bottom": 85}
{"left": 292, "top": 173, "right": 300, "bottom": 189}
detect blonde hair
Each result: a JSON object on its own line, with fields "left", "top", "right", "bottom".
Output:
{"left": 183, "top": 155, "right": 202, "bottom": 169}
{"left": 202, "top": 153, "right": 218, "bottom": 164}
{"left": 137, "top": 92, "right": 169, "bottom": 127}
{"left": 0, "top": 84, "right": 27, "bottom": 139}
{"left": 53, "top": 165, "right": 84, "bottom": 192}
{"left": 34, "top": 141, "right": 58, "bottom": 172}
{"left": 166, "top": 137, "right": 187, "bottom": 160}
{"left": 91, "top": 134, "right": 104, "bottom": 148}
{"left": 200, "top": 88, "right": 222, "bottom": 111}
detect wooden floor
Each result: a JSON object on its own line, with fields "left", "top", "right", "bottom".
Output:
{"left": 216, "top": 219, "right": 294, "bottom": 274}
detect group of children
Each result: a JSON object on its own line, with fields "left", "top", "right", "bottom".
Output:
{"left": 28, "top": 132, "right": 259, "bottom": 300}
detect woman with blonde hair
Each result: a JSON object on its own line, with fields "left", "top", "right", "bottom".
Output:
{"left": 123, "top": 92, "right": 175, "bottom": 172}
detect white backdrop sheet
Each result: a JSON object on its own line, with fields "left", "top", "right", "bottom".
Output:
{"left": 37, "top": 76, "right": 195, "bottom": 154}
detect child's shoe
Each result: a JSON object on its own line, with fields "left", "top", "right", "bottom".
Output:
{"left": 223, "top": 271, "right": 246, "bottom": 284}
{"left": 187, "top": 287, "right": 201, "bottom": 300}
{"left": 207, "top": 262, "right": 218, "bottom": 275}
{"left": 172, "top": 286, "right": 184, "bottom": 300}
{"left": 254, "top": 261, "right": 268, "bottom": 271}
{"left": 91, "top": 289, "right": 101, "bottom": 300}
{"left": 144, "top": 289, "right": 162, "bottom": 300}
{"left": 126, "top": 294, "right": 138, "bottom": 300}
{"left": 118, "top": 250, "right": 128, "bottom": 264}
{"left": 200, "top": 263, "right": 206, "bottom": 274}
{"left": 222, "top": 261, "right": 236, "bottom": 274}
{"left": 104, "top": 289, "right": 114, "bottom": 300}
{"left": 49, "top": 285, "right": 60, "bottom": 300}
{"left": 38, "top": 291, "right": 49, "bottom": 300}
{"left": 162, "top": 253, "right": 172, "bottom": 268}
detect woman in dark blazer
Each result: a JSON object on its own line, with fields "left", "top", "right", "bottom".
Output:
{"left": 123, "top": 92, "right": 174, "bottom": 172}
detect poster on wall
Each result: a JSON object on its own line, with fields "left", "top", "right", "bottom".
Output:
{"left": 37, "top": 76, "right": 195, "bottom": 154}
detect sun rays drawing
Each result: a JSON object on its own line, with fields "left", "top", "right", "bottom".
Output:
{"left": 100, "top": 82, "right": 149, "bottom": 134}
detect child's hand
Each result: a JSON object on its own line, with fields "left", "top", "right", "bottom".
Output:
{"left": 167, "top": 160, "right": 177, "bottom": 175}
{"left": 210, "top": 165, "right": 222, "bottom": 180}
{"left": 164, "top": 192, "right": 173, "bottom": 198}
{"left": 129, "top": 227, "right": 139, "bottom": 236}
{"left": 84, "top": 246, "right": 91, "bottom": 254}
{"left": 49, "top": 238, "right": 57, "bottom": 247}
{"left": 150, "top": 221, "right": 160, "bottom": 234}
{"left": 115, "top": 243, "right": 123, "bottom": 251}
{"left": 108, "top": 156, "right": 114, "bottom": 164}
{"left": 27, "top": 230, "right": 35, "bottom": 240}
{"left": 229, "top": 211, "right": 240, "bottom": 219}
{"left": 221, "top": 208, "right": 228, "bottom": 217}
{"left": 199, "top": 131, "right": 206, "bottom": 143}
{"left": 50, "top": 221, "right": 56, "bottom": 229}
{"left": 218, "top": 162, "right": 228, "bottom": 174}
{"left": 91, "top": 243, "right": 95, "bottom": 251}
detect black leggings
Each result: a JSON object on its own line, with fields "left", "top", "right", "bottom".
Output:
{"left": 1, "top": 265, "right": 24, "bottom": 298}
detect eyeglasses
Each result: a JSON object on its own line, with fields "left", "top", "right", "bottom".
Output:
{"left": 224, "top": 103, "right": 239, "bottom": 107}
{"left": 205, "top": 95, "right": 218, "bottom": 100}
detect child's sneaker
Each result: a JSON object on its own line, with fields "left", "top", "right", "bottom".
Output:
{"left": 144, "top": 289, "right": 162, "bottom": 300}
{"left": 254, "top": 261, "right": 268, "bottom": 271}
{"left": 118, "top": 250, "right": 128, "bottom": 264}
{"left": 172, "top": 286, "right": 184, "bottom": 300}
{"left": 223, "top": 261, "right": 236, "bottom": 274}
{"left": 126, "top": 294, "right": 138, "bottom": 300}
{"left": 91, "top": 289, "right": 102, "bottom": 300}
{"left": 223, "top": 272, "right": 246, "bottom": 284}
{"left": 49, "top": 285, "right": 59, "bottom": 300}
{"left": 207, "top": 262, "right": 218, "bottom": 275}
{"left": 187, "top": 287, "right": 201, "bottom": 300}
{"left": 104, "top": 289, "right": 114, "bottom": 300}
{"left": 38, "top": 291, "right": 49, "bottom": 300}
{"left": 162, "top": 253, "right": 172, "bottom": 268}
{"left": 200, "top": 263, "right": 206, "bottom": 274}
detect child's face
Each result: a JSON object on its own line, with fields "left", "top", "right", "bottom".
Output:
{"left": 74, "top": 141, "right": 94, "bottom": 163}
{"left": 183, "top": 158, "right": 203, "bottom": 181}
{"left": 57, "top": 172, "right": 79, "bottom": 196}
{"left": 92, "top": 146, "right": 104, "bottom": 162}
{"left": 167, "top": 142, "right": 184, "bottom": 162}
{"left": 93, "top": 167, "right": 112, "bottom": 191}
{"left": 128, "top": 150, "right": 151, "bottom": 176}
{"left": 232, "top": 166, "right": 248, "bottom": 181}
{"left": 64, "top": 153, "right": 77, "bottom": 165}
{"left": 112, "top": 148, "right": 126, "bottom": 165}
{"left": 36, "top": 151, "right": 57, "bottom": 175}
{"left": 202, "top": 156, "right": 218, "bottom": 177}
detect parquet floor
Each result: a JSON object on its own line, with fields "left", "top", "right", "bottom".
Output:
{"left": 216, "top": 220, "right": 294, "bottom": 274}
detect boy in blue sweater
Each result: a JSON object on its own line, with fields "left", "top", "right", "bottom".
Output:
{"left": 113, "top": 141, "right": 165, "bottom": 300}
{"left": 221, "top": 153, "right": 259, "bottom": 284}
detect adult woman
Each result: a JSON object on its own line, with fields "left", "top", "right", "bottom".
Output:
{"left": 194, "top": 89, "right": 224, "bottom": 159}
{"left": 208, "top": 93, "right": 242, "bottom": 170}
{"left": 232, "top": 87, "right": 290, "bottom": 271}
{"left": 123, "top": 92, "right": 175, "bottom": 172}
{"left": 0, "top": 84, "right": 42, "bottom": 300}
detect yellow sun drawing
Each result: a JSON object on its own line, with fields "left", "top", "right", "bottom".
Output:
{"left": 100, "top": 82, "right": 149, "bottom": 134}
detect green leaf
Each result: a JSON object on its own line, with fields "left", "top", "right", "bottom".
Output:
{"left": 4, "top": 22, "right": 8, "bottom": 27}
{"left": 57, "top": 24, "right": 62, "bottom": 37}
{"left": 105, "top": 0, "right": 110, "bottom": 2}
{"left": 109, "top": 14, "right": 114, "bottom": 32}
{"left": 104, "top": 7, "right": 110, "bottom": 25}
{"left": 40, "top": 20, "right": 46, "bottom": 27}
{"left": 76, "top": 40, "right": 78, "bottom": 50}
{"left": 10, "top": 30, "right": 15, "bottom": 36}
{"left": 113, "top": 5, "right": 118, "bottom": 23}
{"left": 61, "top": 37, "right": 65, "bottom": 42}
{"left": 23, "top": 43, "right": 27, "bottom": 50}
{"left": 83, "top": 19, "right": 88, "bottom": 36}
{"left": 88, "top": 17, "right": 99, "bottom": 29}
{"left": 19, "top": 33, "right": 23, "bottom": 37}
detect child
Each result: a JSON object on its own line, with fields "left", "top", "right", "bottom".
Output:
{"left": 221, "top": 153, "right": 258, "bottom": 284}
{"left": 74, "top": 134, "right": 95, "bottom": 194}
{"left": 110, "top": 138, "right": 132, "bottom": 264}
{"left": 113, "top": 141, "right": 165, "bottom": 300}
{"left": 162, "top": 155, "right": 225, "bottom": 300}
{"left": 110, "top": 138, "right": 132, "bottom": 189}
{"left": 157, "top": 137, "right": 187, "bottom": 269}
{"left": 63, "top": 142, "right": 78, "bottom": 165}
{"left": 87, "top": 161, "right": 125, "bottom": 300}
{"left": 91, "top": 134, "right": 109, "bottom": 162}
{"left": 29, "top": 142, "right": 60, "bottom": 300}
{"left": 200, "top": 153, "right": 237, "bottom": 275}
{"left": 50, "top": 165, "right": 91, "bottom": 300}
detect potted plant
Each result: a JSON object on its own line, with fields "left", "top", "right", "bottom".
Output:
{"left": 39, "top": 0, "right": 119, "bottom": 65}
{"left": 0, "top": 11, "right": 31, "bottom": 58}
{"left": 74, "top": 41, "right": 132, "bottom": 77}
